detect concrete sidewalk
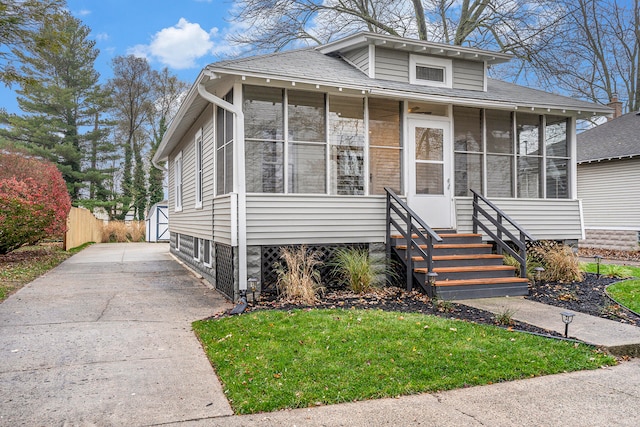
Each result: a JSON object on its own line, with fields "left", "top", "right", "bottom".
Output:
{"left": 0, "top": 243, "right": 233, "bottom": 426}
{"left": 459, "top": 296, "right": 640, "bottom": 356}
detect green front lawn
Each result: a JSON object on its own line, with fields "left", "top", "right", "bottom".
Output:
{"left": 582, "top": 262, "right": 640, "bottom": 278}
{"left": 193, "top": 309, "right": 615, "bottom": 414}
{"left": 607, "top": 280, "right": 640, "bottom": 313}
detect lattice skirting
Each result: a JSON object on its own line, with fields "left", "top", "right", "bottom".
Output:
{"left": 260, "top": 243, "right": 368, "bottom": 293}
{"left": 215, "top": 243, "right": 235, "bottom": 300}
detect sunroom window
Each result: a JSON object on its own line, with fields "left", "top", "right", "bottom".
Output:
{"left": 216, "top": 90, "right": 234, "bottom": 195}
{"left": 329, "top": 96, "right": 365, "bottom": 195}
{"left": 288, "top": 90, "right": 326, "bottom": 194}
{"left": 453, "top": 107, "right": 570, "bottom": 199}
{"left": 243, "top": 86, "right": 401, "bottom": 196}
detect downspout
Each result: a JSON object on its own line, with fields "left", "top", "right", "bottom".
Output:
{"left": 197, "top": 77, "right": 249, "bottom": 303}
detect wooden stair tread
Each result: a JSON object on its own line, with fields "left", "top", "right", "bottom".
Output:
{"left": 431, "top": 254, "right": 503, "bottom": 261}
{"left": 390, "top": 233, "right": 481, "bottom": 239}
{"left": 430, "top": 265, "right": 514, "bottom": 273}
{"left": 396, "top": 243, "right": 491, "bottom": 250}
{"left": 434, "top": 277, "right": 530, "bottom": 287}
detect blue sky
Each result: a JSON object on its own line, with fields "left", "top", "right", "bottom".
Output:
{"left": 2, "top": 0, "right": 238, "bottom": 114}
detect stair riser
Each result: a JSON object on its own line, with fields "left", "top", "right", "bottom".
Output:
{"left": 426, "top": 258, "right": 504, "bottom": 268}
{"left": 435, "top": 284, "right": 529, "bottom": 300}
{"left": 391, "top": 236, "right": 483, "bottom": 246}
{"left": 433, "top": 270, "right": 516, "bottom": 281}
{"left": 433, "top": 247, "right": 493, "bottom": 256}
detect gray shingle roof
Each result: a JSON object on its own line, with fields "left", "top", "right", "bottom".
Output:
{"left": 208, "top": 48, "right": 609, "bottom": 113}
{"left": 577, "top": 112, "right": 640, "bottom": 163}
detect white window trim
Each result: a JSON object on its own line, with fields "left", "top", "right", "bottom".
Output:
{"left": 174, "top": 151, "right": 183, "bottom": 212}
{"left": 195, "top": 129, "right": 203, "bottom": 209}
{"left": 193, "top": 237, "right": 200, "bottom": 261}
{"left": 203, "top": 239, "right": 212, "bottom": 267}
{"left": 409, "top": 55, "right": 453, "bottom": 89}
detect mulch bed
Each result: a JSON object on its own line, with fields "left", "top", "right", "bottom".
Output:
{"left": 238, "top": 272, "right": 640, "bottom": 338}
{"left": 526, "top": 273, "right": 640, "bottom": 326}
{"left": 246, "top": 287, "right": 565, "bottom": 337}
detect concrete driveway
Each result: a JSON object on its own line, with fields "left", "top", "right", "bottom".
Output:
{"left": 0, "top": 243, "right": 233, "bottom": 426}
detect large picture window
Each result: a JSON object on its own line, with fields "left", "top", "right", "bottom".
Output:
{"left": 454, "top": 108, "right": 570, "bottom": 199}
{"left": 243, "top": 86, "right": 400, "bottom": 196}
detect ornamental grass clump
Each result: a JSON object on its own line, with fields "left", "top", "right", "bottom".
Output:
{"left": 530, "top": 241, "right": 583, "bottom": 282}
{"left": 330, "top": 247, "right": 390, "bottom": 294}
{"left": 275, "top": 246, "right": 324, "bottom": 304}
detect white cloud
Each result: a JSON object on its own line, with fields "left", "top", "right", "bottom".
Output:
{"left": 95, "top": 32, "right": 109, "bottom": 42}
{"left": 77, "top": 9, "right": 91, "bottom": 16}
{"left": 127, "top": 18, "right": 217, "bottom": 70}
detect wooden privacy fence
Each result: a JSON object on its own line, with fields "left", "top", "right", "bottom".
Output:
{"left": 64, "top": 207, "right": 103, "bottom": 250}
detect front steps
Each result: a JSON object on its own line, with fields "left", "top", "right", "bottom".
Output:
{"left": 392, "top": 232, "right": 530, "bottom": 300}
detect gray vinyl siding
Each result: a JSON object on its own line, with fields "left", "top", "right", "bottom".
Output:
{"left": 213, "top": 195, "right": 234, "bottom": 245}
{"left": 453, "top": 59, "right": 484, "bottom": 91}
{"left": 246, "top": 195, "right": 388, "bottom": 245}
{"left": 578, "top": 158, "right": 640, "bottom": 229}
{"left": 167, "top": 104, "right": 214, "bottom": 239}
{"left": 342, "top": 47, "right": 369, "bottom": 75}
{"left": 374, "top": 48, "right": 409, "bottom": 82}
{"left": 455, "top": 197, "right": 583, "bottom": 240}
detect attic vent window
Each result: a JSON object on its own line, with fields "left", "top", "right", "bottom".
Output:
{"left": 416, "top": 66, "right": 444, "bottom": 83}
{"left": 409, "top": 55, "right": 452, "bottom": 88}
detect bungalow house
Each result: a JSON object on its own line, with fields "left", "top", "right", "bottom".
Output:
{"left": 153, "top": 32, "right": 611, "bottom": 301}
{"left": 577, "top": 110, "right": 640, "bottom": 251}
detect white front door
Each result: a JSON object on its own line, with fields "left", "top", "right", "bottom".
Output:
{"left": 407, "top": 118, "right": 454, "bottom": 229}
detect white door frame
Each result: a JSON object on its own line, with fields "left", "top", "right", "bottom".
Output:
{"left": 406, "top": 116, "right": 455, "bottom": 229}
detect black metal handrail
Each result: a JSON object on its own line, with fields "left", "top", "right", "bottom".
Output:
{"left": 385, "top": 187, "right": 443, "bottom": 292}
{"left": 470, "top": 189, "right": 534, "bottom": 278}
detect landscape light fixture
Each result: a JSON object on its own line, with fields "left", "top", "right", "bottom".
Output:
{"left": 560, "top": 311, "right": 575, "bottom": 338}
{"left": 248, "top": 277, "right": 259, "bottom": 304}
{"left": 594, "top": 255, "right": 602, "bottom": 278}
{"left": 534, "top": 266, "right": 545, "bottom": 285}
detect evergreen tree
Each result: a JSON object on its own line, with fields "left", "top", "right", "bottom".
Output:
{"left": 0, "top": 11, "right": 108, "bottom": 201}
{"left": 109, "top": 55, "right": 154, "bottom": 220}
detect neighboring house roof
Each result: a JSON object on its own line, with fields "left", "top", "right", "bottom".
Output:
{"left": 577, "top": 111, "right": 640, "bottom": 163}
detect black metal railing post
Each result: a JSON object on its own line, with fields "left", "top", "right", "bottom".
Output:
{"left": 470, "top": 189, "right": 534, "bottom": 280}
{"left": 385, "top": 187, "right": 442, "bottom": 293}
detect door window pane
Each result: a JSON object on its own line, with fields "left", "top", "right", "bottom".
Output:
{"left": 416, "top": 163, "right": 443, "bottom": 194}
{"left": 288, "top": 142, "right": 325, "bottom": 193}
{"left": 288, "top": 90, "right": 325, "bottom": 142}
{"left": 486, "top": 110, "right": 513, "bottom": 154}
{"left": 416, "top": 127, "right": 443, "bottom": 161}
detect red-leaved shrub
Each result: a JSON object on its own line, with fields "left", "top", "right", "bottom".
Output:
{"left": 0, "top": 150, "right": 71, "bottom": 254}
